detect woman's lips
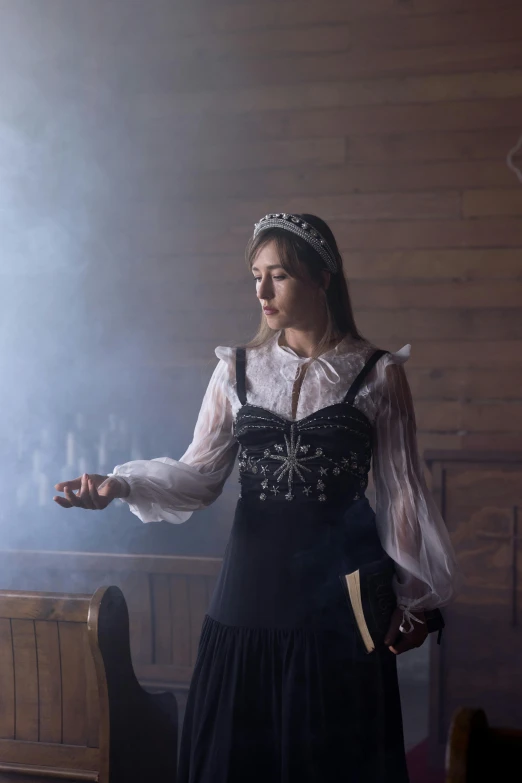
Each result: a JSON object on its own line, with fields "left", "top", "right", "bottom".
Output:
{"left": 263, "top": 307, "right": 278, "bottom": 315}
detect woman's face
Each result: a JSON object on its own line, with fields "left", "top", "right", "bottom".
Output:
{"left": 251, "top": 241, "right": 327, "bottom": 332}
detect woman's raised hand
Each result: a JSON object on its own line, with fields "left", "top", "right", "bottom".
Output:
{"left": 54, "top": 473, "right": 122, "bottom": 510}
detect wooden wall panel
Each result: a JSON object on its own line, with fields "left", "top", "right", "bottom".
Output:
{"left": 0, "top": 553, "right": 222, "bottom": 690}
{"left": 170, "top": 1, "right": 522, "bottom": 36}
{"left": 170, "top": 576, "right": 191, "bottom": 670}
{"left": 463, "top": 189, "right": 522, "bottom": 216}
{"left": 133, "top": 97, "right": 522, "bottom": 142}
{"left": 142, "top": 70, "right": 522, "bottom": 118}
{"left": 140, "top": 9, "right": 522, "bottom": 60}
{"left": 151, "top": 573, "right": 172, "bottom": 666}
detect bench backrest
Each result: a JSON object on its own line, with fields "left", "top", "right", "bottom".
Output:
{"left": 0, "top": 587, "right": 111, "bottom": 781}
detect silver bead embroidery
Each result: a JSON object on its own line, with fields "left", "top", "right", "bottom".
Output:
{"left": 237, "top": 407, "right": 372, "bottom": 503}
{"left": 269, "top": 425, "right": 316, "bottom": 498}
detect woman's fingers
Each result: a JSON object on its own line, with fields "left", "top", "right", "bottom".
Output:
{"left": 384, "top": 606, "right": 428, "bottom": 654}
{"left": 384, "top": 608, "right": 402, "bottom": 647}
{"left": 53, "top": 495, "right": 73, "bottom": 508}
{"left": 78, "top": 474, "right": 95, "bottom": 509}
{"left": 63, "top": 484, "right": 82, "bottom": 507}
{"left": 89, "top": 478, "right": 104, "bottom": 509}
{"left": 388, "top": 625, "right": 428, "bottom": 655}
{"left": 55, "top": 477, "right": 82, "bottom": 491}
{"left": 54, "top": 473, "right": 111, "bottom": 510}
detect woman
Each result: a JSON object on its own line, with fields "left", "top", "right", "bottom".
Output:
{"left": 55, "top": 213, "right": 461, "bottom": 783}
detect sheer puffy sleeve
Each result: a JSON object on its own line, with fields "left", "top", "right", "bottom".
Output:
{"left": 371, "top": 346, "right": 463, "bottom": 629}
{"left": 109, "top": 348, "right": 239, "bottom": 524}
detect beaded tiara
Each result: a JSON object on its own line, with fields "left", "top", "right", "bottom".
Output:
{"left": 253, "top": 213, "right": 338, "bottom": 273}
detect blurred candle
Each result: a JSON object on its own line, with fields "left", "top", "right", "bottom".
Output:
{"left": 97, "top": 431, "right": 107, "bottom": 472}
{"left": 130, "top": 437, "right": 142, "bottom": 461}
{"left": 66, "top": 431, "right": 75, "bottom": 467}
{"left": 32, "top": 448, "right": 42, "bottom": 478}
{"left": 38, "top": 473, "right": 48, "bottom": 507}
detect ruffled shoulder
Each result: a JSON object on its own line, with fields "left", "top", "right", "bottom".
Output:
{"left": 214, "top": 345, "right": 235, "bottom": 364}
{"left": 386, "top": 343, "right": 411, "bottom": 365}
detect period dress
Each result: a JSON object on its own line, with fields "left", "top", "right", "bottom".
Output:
{"left": 111, "top": 332, "right": 461, "bottom": 783}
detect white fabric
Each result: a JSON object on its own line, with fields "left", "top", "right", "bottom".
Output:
{"left": 111, "top": 330, "right": 462, "bottom": 615}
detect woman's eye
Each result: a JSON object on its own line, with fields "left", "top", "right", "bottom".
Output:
{"left": 273, "top": 275, "right": 287, "bottom": 280}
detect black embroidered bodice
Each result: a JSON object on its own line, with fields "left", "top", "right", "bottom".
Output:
{"left": 233, "top": 347, "right": 388, "bottom": 507}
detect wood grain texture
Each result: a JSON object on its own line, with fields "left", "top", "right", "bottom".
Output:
{"left": 34, "top": 622, "right": 62, "bottom": 744}
{"left": 135, "top": 95, "right": 522, "bottom": 141}
{"left": 151, "top": 574, "right": 172, "bottom": 666}
{"left": 125, "top": 248, "right": 522, "bottom": 282}
{"left": 11, "top": 620, "right": 39, "bottom": 742}
{"left": 463, "top": 189, "right": 522, "bottom": 217}
{"left": 120, "top": 572, "right": 153, "bottom": 666}
{"left": 170, "top": 575, "right": 191, "bottom": 670}
{"left": 0, "top": 586, "right": 178, "bottom": 781}
{"left": 58, "top": 623, "right": 87, "bottom": 747}
{"left": 92, "top": 217, "right": 522, "bottom": 257}
{"left": 138, "top": 9, "right": 522, "bottom": 60}
{"left": 0, "top": 593, "right": 90, "bottom": 623}
{"left": 84, "top": 636, "right": 100, "bottom": 750}
{"left": 0, "top": 739, "right": 99, "bottom": 770}
{"left": 140, "top": 160, "right": 515, "bottom": 199}
{"left": 0, "top": 619, "right": 15, "bottom": 739}
{"left": 136, "top": 42, "right": 522, "bottom": 93}
{"left": 140, "top": 70, "right": 522, "bottom": 119}
{"left": 165, "top": 1, "right": 522, "bottom": 36}
{"left": 426, "top": 456, "right": 522, "bottom": 764}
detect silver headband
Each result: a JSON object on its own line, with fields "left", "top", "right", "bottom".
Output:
{"left": 253, "top": 213, "right": 338, "bottom": 273}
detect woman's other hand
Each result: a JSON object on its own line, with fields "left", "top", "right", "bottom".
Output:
{"left": 53, "top": 473, "right": 124, "bottom": 510}
{"left": 384, "top": 607, "right": 428, "bottom": 655}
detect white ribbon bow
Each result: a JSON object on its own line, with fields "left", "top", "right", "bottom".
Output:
{"left": 278, "top": 351, "right": 341, "bottom": 386}
{"left": 399, "top": 607, "right": 425, "bottom": 634}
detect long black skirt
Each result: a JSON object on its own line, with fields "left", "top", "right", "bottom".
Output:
{"left": 178, "top": 497, "right": 410, "bottom": 783}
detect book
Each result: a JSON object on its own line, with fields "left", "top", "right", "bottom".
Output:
{"left": 339, "top": 556, "right": 398, "bottom": 654}
{"left": 340, "top": 556, "right": 446, "bottom": 652}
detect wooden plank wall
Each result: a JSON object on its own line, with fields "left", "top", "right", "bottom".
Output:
{"left": 5, "top": 0, "right": 521, "bottom": 503}
{"left": 86, "top": 0, "right": 522, "bottom": 462}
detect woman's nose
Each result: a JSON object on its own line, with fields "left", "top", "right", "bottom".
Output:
{"left": 257, "top": 278, "right": 273, "bottom": 301}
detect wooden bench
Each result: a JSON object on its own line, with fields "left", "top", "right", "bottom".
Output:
{"left": 0, "top": 550, "right": 221, "bottom": 693}
{"left": 0, "top": 586, "right": 178, "bottom": 782}
{"left": 446, "top": 707, "right": 522, "bottom": 781}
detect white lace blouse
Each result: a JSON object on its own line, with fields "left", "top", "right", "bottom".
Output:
{"left": 111, "top": 331, "right": 462, "bottom": 624}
